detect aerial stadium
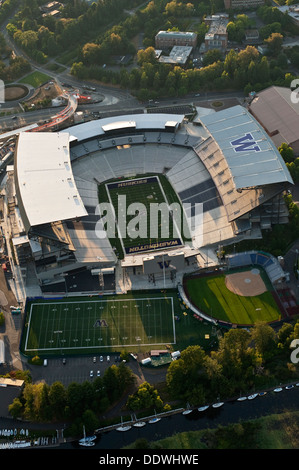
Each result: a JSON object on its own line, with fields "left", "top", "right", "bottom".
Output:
{"left": 3, "top": 104, "right": 294, "bottom": 298}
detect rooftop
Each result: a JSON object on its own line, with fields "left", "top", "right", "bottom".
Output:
{"left": 249, "top": 86, "right": 299, "bottom": 147}
{"left": 15, "top": 132, "right": 87, "bottom": 230}
{"left": 200, "top": 105, "right": 293, "bottom": 189}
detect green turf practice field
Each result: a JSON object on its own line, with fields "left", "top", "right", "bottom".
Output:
{"left": 185, "top": 271, "right": 282, "bottom": 325}
{"left": 23, "top": 295, "right": 176, "bottom": 354}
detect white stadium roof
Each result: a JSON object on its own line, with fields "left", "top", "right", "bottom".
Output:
{"left": 65, "top": 114, "right": 185, "bottom": 143}
{"left": 200, "top": 105, "right": 293, "bottom": 189}
{"left": 15, "top": 132, "right": 87, "bottom": 229}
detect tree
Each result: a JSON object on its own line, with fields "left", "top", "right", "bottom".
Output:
{"left": 127, "top": 381, "right": 164, "bottom": 411}
{"left": 202, "top": 48, "right": 222, "bottom": 67}
{"left": 279, "top": 142, "right": 295, "bottom": 163}
{"left": 48, "top": 381, "right": 67, "bottom": 420}
{"left": 137, "top": 47, "right": 156, "bottom": 65}
{"left": 251, "top": 322, "right": 276, "bottom": 361}
{"left": 264, "top": 32, "right": 283, "bottom": 56}
{"left": 257, "top": 56, "right": 270, "bottom": 84}
{"left": 166, "top": 345, "right": 208, "bottom": 404}
{"left": 8, "top": 398, "right": 23, "bottom": 419}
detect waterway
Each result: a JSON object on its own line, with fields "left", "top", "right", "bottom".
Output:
{"left": 61, "top": 386, "right": 299, "bottom": 450}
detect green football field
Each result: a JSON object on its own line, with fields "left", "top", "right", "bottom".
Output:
{"left": 23, "top": 295, "right": 176, "bottom": 354}
{"left": 97, "top": 174, "right": 187, "bottom": 257}
{"left": 185, "top": 272, "right": 282, "bottom": 325}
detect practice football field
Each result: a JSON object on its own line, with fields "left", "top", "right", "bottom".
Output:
{"left": 23, "top": 296, "right": 176, "bottom": 354}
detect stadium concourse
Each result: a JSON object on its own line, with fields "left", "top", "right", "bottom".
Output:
{"left": 0, "top": 105, "right": 294, "bottom": 302}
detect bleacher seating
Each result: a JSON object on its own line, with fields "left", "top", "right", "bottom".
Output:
{"left": 226, "top": 251, "right": 284, "bottom": 283}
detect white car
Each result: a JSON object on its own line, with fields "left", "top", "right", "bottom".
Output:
{"left": 100, "top": 356, "right": 103, "bottom": 362}
{"left": 97, "top": 370, "right": 101, "bottom": 377}
{"left": 107, "top": 355, "right": 110, "bottom": 362}
{"left": 90, "top": 370, "right": 93, "bottom": 378}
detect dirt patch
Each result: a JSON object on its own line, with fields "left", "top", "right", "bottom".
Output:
{"left": 225, "top": 270, "right": 267, "bottom": 296}
{"left": 24, "top": 82, "right": 62, "bottom": 106}
{"left": 5, "top": 85, "right": 29, "bottom": 101}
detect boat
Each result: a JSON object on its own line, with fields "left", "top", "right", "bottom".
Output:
{"left": 79, "top": 440, "right": 95, "bottom": 447}
{"left": 79, "top": 425, "right": 96, "bottom": 446}
{"left": 148, "top": 410, "right": 161, "bottom": 424}
{"left": 237, "top": 396, "right": 247, "bottom": 401}
{"left": 274, "top": 387, "right": 283, "bottom": 392}
{"left": 198, "top": 405, "right": 209, "bottom": 412}
{"left": 133, "top": 420, "right": 146, "bottom": 428}
{"left": 285, "top": 385, "right": 294, "bottom": 390}
{"left": 259, "top": 392, "right": 267, "bottom": 397}
{"left": 182, "top": 403, "right": 193, "bottom": 415}
{"left": 116, "top": 416, "right": 131, "bottom": 432}
{"left": 248, "top": 393, "right": 258, "bottom": 400}
{"left": 212, "top": 402, "right": 224, "bottom": 408}
{"left": 132, "top": 414, "right": 146, "bottom": 428}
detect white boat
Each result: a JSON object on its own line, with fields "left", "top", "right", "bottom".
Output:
{"left": 132, "top": 414, "right": 146, "bottom": 427}
{"left": 198, "top": 405, "right": 209, "bottom": 412}
{"left": 116, "top": 416, "right": 131, "bottom": 432}
{"left": 79, "top": 425, "right": 97, "bottom": 446}
{"left": 182, "top": 403, "right": 193, "bottom": 415}
{"left": 133, "top": 420, "right": 146, "bottom": 428}
{"left": 212, "top": 402, "right": 224, "bottom": 408}
{"left": 148, "top": 410, "right": 161, "bottom": 424}
{"left": 285, "top": 385, "right": 294, "bottom": 390}
{"left": 237, "top": 396, "right": 247, "bottom": 401}
{"left": 79, "top": 440, "right": 95, "bottom": 447}
{"left": 248, "top": 393, "right": 258, "bottom": 400}
{"left": 274, "top": 387, "right": 283, "bottom": 392}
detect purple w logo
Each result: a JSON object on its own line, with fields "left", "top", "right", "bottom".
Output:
{"left": 230, "top": 133, "right": 261, "bottom": 153}
{"left": 157, "top": 261, "right": 171, "bottom": 269}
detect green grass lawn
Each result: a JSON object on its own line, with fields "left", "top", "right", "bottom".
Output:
{"left": 185, "top": 271, "right": 282, "bottom": 325}
{"left": 21, "top": 290, "right": 218, "bottom": 357}
{"left": 19, "top": 71, "right": 52, "bottom": 87}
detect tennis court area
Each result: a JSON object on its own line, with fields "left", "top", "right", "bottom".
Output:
{"left": 23, "top": 295, "right": 176, "bottom": 355}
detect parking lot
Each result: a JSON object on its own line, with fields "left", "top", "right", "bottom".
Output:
{"left": 27, "top": 354, "right": 119, "bottom": 387}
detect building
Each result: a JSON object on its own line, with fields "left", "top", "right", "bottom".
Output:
{"left": 277, "top": 4, "right": 299, "bottom": 28}
{"left": 249, "top": 86, "right": 299, "bottom": 155}
{"left": 2, "top": 107, "right": 293, "bottom": 295}
{"left": 155, "top": 31, "right": 197, "bottom": 49}
{"left": 224, "top": 0, "right": 265, "bottom": 9}
{"left": 203, "top": 15, "right": 228, "bottom": 52}
{"left": 158, "top": 46, "right": 193, "bottom": 66}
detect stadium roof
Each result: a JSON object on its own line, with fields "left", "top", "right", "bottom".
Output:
{"left": 15, "top": 132, "right": 87, "bottom": 230}
{"left": 65, "top": 114, "right": 185, "bottom": 143}
{"left": 102, "top": 121, "right": 136, "bottom": 132}
{"left": 200, "top": 105, "right": 293, "bottom": 189}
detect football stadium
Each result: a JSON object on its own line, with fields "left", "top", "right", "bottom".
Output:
{"left": 1, "top": 104, "right": 298, "bottom": 354}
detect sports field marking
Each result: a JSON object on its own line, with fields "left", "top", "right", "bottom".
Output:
{"left": 185, "top": 271, "right": 281, "bottom": 325}
{"left": 105, "top": 176, "right": 183, "bottom": 253}
{"left": 24, "top": 297, "right": 175, "bottom": 353}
